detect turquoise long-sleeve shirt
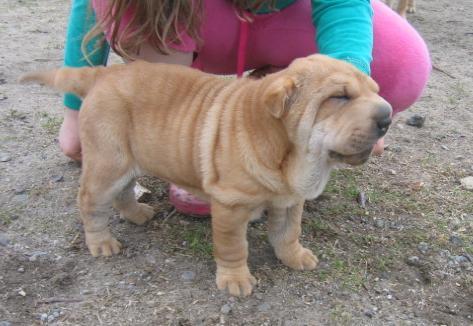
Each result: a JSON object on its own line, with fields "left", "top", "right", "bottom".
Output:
{"left": 63, "top": 0, "right": 373, "bottom": 110}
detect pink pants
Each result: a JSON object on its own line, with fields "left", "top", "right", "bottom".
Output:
{"left": 93, "top": 0, "right": 431, "bottom": 115}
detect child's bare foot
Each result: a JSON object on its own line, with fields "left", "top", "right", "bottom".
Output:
{"left": 372, "top": 137, "right": 386, "bottom": 156}
{"left": 59, "top": 108, "right": 82, "bottom": 161}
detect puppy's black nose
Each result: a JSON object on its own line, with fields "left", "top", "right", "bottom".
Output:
{"left": 374, "top": 103, "right": 392, "bottom": 137}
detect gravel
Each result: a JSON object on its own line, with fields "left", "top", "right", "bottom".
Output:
{"left": 180, "top": 271, "right": 196, "bottom": 282}
{"left": 220, "top": 304, "right": 232, "bottom": 315}
{"left": 50, "top": 174, "right": 64, "bottom": 182}
{"left": 374, "top": 219, "right": 385, "bottom": 228}
{"left": 0, "top": 233, "right": 10, "bottom": 246}
{"left": 28, "top": 251, "right": 48, "bottom": 262}
{"left": 257, "top": 303, "right": 271, "bottom": 312}
{"left": 406, "top": 256, "right": 421, "bottom": 266}
{"left": 417, "top": 242, "right": 430, "bottom": 255}
{"left": 460, "top": 176, "right": 473, "bottom": 190}
{"left": 0, "top": 153, "right": 12, "bottom": 162}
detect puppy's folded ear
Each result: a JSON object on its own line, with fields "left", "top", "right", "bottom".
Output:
{"left": 263, "top": 76, "right": 298, "bottom": 118}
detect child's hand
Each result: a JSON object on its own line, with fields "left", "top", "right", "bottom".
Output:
{"left": 59, "top": 107, "right": 82, "bottom": 161}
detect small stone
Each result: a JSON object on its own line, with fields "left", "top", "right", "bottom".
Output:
{"left": 13, "top": 187, "right": 26, "bottom": 195}
{"left": 449, "top": 235, "right": 463, "bottom": 246}
{"left": 257, "top": 303, "right": 271, "bottom": 312}
{"left": 462, "top": 253, "right": 473, "bottom": 262}
{"left": 411, "top": 181, "right": 424, "bottom": 191}
{"left": 220, "top": 304, "right": 232, "bottom": 315}
{"left": 28, "top": 251, "right": 47, "bottom": 262}
{"left": 144, "top": 254, "right": 157, "bottom": 265}
{"left": 360, "top": 216, "right": 369, "bottom": 224}
{"left": 451, "top": 255, "right": 469, "bottom": 264}
{"left": 50, "top": 175, "right": 64, "bottom": 182}
{"left": 17, "top": 267, "right": 25, "bottom": 273}
{"left": 180, "top": 271, "right": 196, "bottom": 282}
{"left": 406, "top": 114, "right": 425, "bottom": 128}
{"left": 406, "top": 256, "right": 421, "bottom": 266}
{"left": 374, "top": 219, "right": 385, "bottom": 228}
{"left": 133, "top": 183, "right": 152, "bottom": 202}
{"left": 357, "top": 191, "right": 367, "bottom": 209}
{"left": 18, "top": 289, "right": 26, "bottom": 296}
{"left": 460, "top": 176, "right": 473, "bottom": 190}
{"left": 439, "top": 249, "right": 451, "bottom": 258}
{"left": 0, "top": 153, "right": 11, "bottom": 162}
{"left": 255, "top": 293, "right": 264, "bottom": 300}
{"left": 441, "top": 145, "right": 449, "bottom": 150}
{"left": 0, "top": 233, "right": 10, "bottom": 246}
{"left": 364, "top": 309, "right": 375, "bottom": 318}
{"left": 389, "top": 169, "right": 397, "bottom": 175}
{"left": 14, "top": 194, "right": 28, "bottom": 202}
{"left": 80, "top": 289, "right": 92, "bottom": 295}
{"left": 40, "top": 314, "right": 48, "bottom": 322}
{"left": 417, "top": 242, "right": 429, "bottom": 255}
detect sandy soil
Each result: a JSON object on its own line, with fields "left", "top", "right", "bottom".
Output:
{"left": 0, "top": 0, "right": 472, "bottom": 325}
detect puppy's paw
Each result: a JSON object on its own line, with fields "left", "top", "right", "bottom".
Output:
{"left": 280, "top": 247, "right": 318, "bottom": 271}
{"left": 85, "top": 230, "right": 122, "bottom": 257}
{"left": 122, "top": 203, "right": 155, "bottom": 225}
{"left": 216, "top": 265, "right": 257, "bottom": 297}
{"left": 407, "top": 5, "right": 416, "bottom": 13}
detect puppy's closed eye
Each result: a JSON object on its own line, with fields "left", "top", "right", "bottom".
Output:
{"left": 330, "top": 95, "right": 351, "bottom": 101}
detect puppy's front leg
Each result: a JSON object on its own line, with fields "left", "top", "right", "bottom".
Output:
{"left": 268, "top": 201, "right": 318, "bottom": 270}
{"left": 211, "top": 201, "right": 256, "bottom": 297}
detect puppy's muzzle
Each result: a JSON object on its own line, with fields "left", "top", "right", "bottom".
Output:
{"left": 373, "top": 103, "right": 392, "bottom": 137}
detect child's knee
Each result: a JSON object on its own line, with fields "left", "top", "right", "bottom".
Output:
{"left": 385, "top": 39, "right": 431, "bottom": 115}
{"left": 372, "top": 1, "right": 432, "bottom": 115}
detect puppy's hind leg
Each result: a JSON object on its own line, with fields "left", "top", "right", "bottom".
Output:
{"left": 113, "top": 179, "right": 155, "bottom": 225}
{"left": 397, "top": 0, "right": 409, "bottom": 18}
{"left": 407, "top": 0, "right": 416, "bottom": 13}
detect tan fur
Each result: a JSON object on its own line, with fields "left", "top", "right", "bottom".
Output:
{"left": 21, "top": 54, "right": 391, "bottom": 296}
{"left": 384, "top": 0, "right": 416, "bottom": 18}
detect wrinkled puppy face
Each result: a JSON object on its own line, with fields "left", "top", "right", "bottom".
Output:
{"left": 264, "top": 54, "right": 392, "bottom": 166}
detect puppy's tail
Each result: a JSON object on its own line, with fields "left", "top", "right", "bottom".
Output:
{"left": 19, "top": 66, "right": 105, "bottom": 98}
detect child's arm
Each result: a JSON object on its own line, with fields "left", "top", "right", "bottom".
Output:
{"left": 311, "top": 0, "right": 373, "bottom": 75}
{"left": 63, "top": 0, "right": 109, "bottom": 110}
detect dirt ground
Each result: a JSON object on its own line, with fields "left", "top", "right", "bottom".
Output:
{"left": 1, "top": 0, "right": 472, "bottom": 325}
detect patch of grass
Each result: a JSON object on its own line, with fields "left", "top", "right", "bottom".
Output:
{"left": 182, "top": 224, "right": 213, "bottom": 257}
{"left": 0, "top": 208, "right": 22, "bottom": 226}
{"left": 39, "top": 112, "right": 62, "bottom": 134}
{"left": 0, "top": 135, "right": 19, "bottom": 143}
{"left": 373, "top": 254, "right": 396, "bottom": 272}
{"left": 318, "top": 255, "right": 367, "bottom": 290}
{"left": 324, "top": 169, "right": 363, "bottom": 200}
{"left": 420, "top": 152, "right": 437, "bottom": 168}
{"left": 7, "top": 109, "right": 27, "bottom": 121}
{"left": 304, "top": 216, "right": 331, "bottom": 233}
{"left": 0, "top": 211, "right": 12, "bottom": 225}
{"left": 329, "top": 304, "right": 353, "bottom": 325}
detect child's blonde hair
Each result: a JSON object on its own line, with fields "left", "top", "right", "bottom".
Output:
{"left": 83, "top": 0, "right": 277, "bottom": 61}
